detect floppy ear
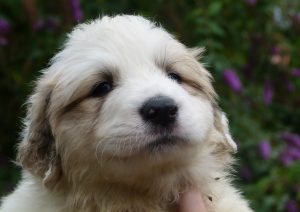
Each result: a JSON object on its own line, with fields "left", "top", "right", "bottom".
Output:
{"left": 220, "top": 112, "right": 237, "bottom": 152}
{"left": 213, "top": 109, "right": 237, "bottom": 153}
{"left": 17, "top": 76, "right": 61, "bottom": 188}
{"left": 188, "top": 47, "right": 237, "bottom": 152}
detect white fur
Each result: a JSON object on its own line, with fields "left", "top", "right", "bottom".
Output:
{"left": 0, "top": 15, "right": 252, "bottom": 212}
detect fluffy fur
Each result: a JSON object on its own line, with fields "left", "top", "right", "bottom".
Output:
{"left": 0, "top": 15, "right": 252, "bottom": 212}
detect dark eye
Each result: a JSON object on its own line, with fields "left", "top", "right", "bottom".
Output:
{"left": 91, "top": 81, "right": 113, "bottom": 97}
{"left": 167, "top": 72, "right": 182, "bottom": 83}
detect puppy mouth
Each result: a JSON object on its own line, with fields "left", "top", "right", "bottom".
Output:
{"left": 138, "top": 123, "right": 189, "bottom": 152}
{"left": 146, "top": 135, "right": 183, "bottom": 150}
{"left": 98, "top": 124, "right": 189, "bottom": 157}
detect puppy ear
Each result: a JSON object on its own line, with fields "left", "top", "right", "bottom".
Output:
{"left": 213, "top": 109, "right": 237, "bottom": 153}
{"left": 220, "top": 112, "right": 237, "bottom": 152}
{"left": 17, "top": 76, "right": 61, "bottom": 188}
{"left": 188, "top": 48, "right": 236, "bottom": 153}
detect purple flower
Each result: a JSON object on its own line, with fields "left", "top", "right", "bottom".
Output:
{"left": 281, "top": 132, "right": 300, "bottom": 149}
{"left": 223, "top": 69, "right": 242, "bottom": 93}
{"left": 263, "top": 80, "right": 273, "bottom": 105}
{"left": 291, "top": 68, "right": 300, "bottom": 77}
{"left": 280, "top": 144, "right": 300, "bottom": 166}
{"left": 70, "top": 0, "right": 84, "bottom": 22}
{"left": 0, "top": 19, "right": 11, "bottom": 34}
{"left": 286, "top": 148, "right": 300, "bottom": 160}
{"left": 245, "top": 0, "right": 257, "bottom": 6}
{"left": 285, "top": 200, "right": 298, "bottom": 212}
{"left": 280, "top": 152, "right": 294, "bottom": 166}
{"left": 258, "top": 140, "right": 271, "bottom": 160}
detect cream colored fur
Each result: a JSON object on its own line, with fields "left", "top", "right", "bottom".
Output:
{"left": 0, "top": 15, "right": 252, "bottom": 212}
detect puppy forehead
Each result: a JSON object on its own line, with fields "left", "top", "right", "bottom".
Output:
{"left": 75, "top": 16, "right": 175, "bottom": 51}
{"left": 49, "top": 16, "right": 186, "bottom": 93}
{"left": 66, "top": 15, "right": 179, "bottom": 64}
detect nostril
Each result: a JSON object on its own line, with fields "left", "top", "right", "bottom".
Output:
{"left": 145, "top": 108, "right": 157, "bottom": 120}
{"left": 167, "top": 106, "right": 178, "bottom": 118}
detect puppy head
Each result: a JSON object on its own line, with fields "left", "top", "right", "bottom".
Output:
{"left": 17, "top": 15, "right": 236, "bottom": 188}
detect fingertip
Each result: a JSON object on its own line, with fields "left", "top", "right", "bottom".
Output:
{"left": 178, "top": 188, "right": 207, "bottom": 212}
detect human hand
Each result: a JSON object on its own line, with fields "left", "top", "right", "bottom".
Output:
{"left": 178, "top": 188, "right": 207, "bottom": 212}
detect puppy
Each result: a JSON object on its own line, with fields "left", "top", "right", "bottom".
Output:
{"left": 0, "top": 15, "right": 252, "bottom": 212}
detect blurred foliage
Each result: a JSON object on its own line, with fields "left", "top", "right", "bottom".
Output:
{"left": 0, "top": 0, "right": 300, "bottom": 211}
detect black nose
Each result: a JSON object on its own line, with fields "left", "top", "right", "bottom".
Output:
{"left": 140, "top": 95, "right": 178, "bottom": 126}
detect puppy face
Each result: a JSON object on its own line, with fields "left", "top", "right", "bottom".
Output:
{"left": 18, "top": 16, "right": 234, "bottom": 187}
